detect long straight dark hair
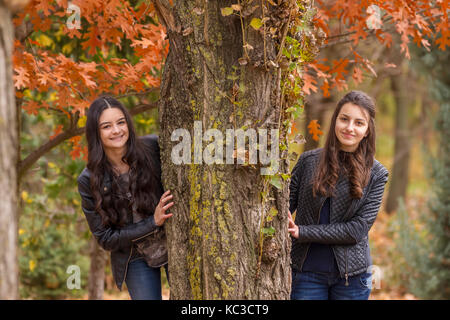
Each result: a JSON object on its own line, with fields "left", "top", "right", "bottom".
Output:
{"left": 85, "top": 96, "right": 161, "bottom": 227}
{"left": 312, "top": 90, "right": 376, "bottom": 199}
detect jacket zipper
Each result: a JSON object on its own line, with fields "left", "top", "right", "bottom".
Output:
{"left": 299, "top": 198, "right": 326, "bottom": 271}
{"left": 329, "top": 197, "right": 348, "bottom": 285}
{"left": 342, "top": 200, "right": 353, "bottom": 286}
{"left": 344, "top": 247, "right": 349, "bottom": 286}
{"left": 121, "top": 246, "right": 133, "bottom": 288}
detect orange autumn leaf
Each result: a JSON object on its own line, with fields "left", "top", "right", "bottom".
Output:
{"left": 290, "top": 120, "right": 299, "bottom": 135}
{"left": 302, "top": 73, "right": 318, "bottom": 95}
{"left": 307, "top": 120, "right": 324, "bottom": 142}
{"left": 35, "top": 0, "right": 54, "bottom": 16}
{"left": 50, "top": 125, "right": 64, "bottom": 140}
{"left": 435, "top": 18, "right": 450, "bottom": 50}
{"left": 352, "top": 67, "right": 363, "bottom": 84}
{"left": 22, "top": 100, "right": 40, "bottom": 115}
{"left": 69, "top": 136, "right": 83, "bottom": 160}
{"left": 131, "top": 38, "right": 156, "bottom": 49}
{"left": 320, "top": 80, "right": 330, "bottom": 97}
{"left": 330, "top": 59, "right": 349, "bottom": 81}
{"left": 14, "top": 67, "right": 30, "bottom": 89}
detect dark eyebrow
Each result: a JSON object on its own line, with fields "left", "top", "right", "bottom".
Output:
{"left": 340, "top": 113, "right": 367, "bottom": 122}
{"left": 99, "top": 117, "right": 126, "bottom": 127}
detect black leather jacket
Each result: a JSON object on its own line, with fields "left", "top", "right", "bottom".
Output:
{"left": 289, "top": 148, "right": 389, "bottom": 282}
{"left": 77, "top": 135, "right": 163, "bottom": 290}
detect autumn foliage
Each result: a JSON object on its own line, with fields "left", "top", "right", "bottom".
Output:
{"left": 13, "top": 0, "right": 167, "bottom": 159}
{"left": 12, "top": 0, "right": 449, "bottom": 156}
{"left": 296, "top": 0, "right": 449, "bottom": 141}
{"left": 304, "top": 0, "right": 449, "bottom": 97}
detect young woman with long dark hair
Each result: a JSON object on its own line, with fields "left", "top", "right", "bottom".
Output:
{"left": 77, "top": 96, "right": 174, "bottom": 300}
{"left": 288, "top": 90, "right": 389, "bottom": 300}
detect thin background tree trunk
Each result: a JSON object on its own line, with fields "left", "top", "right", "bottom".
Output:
{"left": 385, "top": 60, "right": 412, "bottom": 213}
{"left": 303, "top": 95, "right": 333, "bottom": 151}
{"left": 87, "top": 237, "right": 109, "bottom": 300}
{"left": 0, "top": 1, "right": 19, "bottom": 300}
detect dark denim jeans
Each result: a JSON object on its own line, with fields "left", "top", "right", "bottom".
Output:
{"left": 291, "top": 270, "right": 372, "bottom": 300}
{"left": 125, "top": 258, "right": 169, "bottom": 300}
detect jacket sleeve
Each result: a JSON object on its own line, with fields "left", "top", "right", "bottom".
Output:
{"left": 77, "top": 174, "right": 158, "bottom": 251}
{"left": 296, "top": 169, "right": 389, "bottom": 245}
{"left": 289, "top": 155, "right": 304, "bottom": 214}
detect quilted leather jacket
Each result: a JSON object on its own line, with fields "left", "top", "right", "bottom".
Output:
{"left": 77, "top": 135, "right": 164, "bottom": 290}
{"left": 289, "top": 148, "right": 389, "bottom": 283}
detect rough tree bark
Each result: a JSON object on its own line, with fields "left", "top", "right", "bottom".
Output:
{"left": 0, "top": 0, "right": 29, "bottom": 300}
{"left": 153, "top": 0, "right": 314, "bottom": 299}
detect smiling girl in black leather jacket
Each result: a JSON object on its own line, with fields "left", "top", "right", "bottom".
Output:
{"left": 288, "top": 91, "right": 388, "bottom": 300}
{"left": 77, "top": 96, "right": 174, "bottom": 299}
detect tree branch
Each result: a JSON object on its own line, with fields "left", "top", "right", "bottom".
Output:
{"left": 151, "top": 0, "right": 179, "bottom": 33}
{"left": 18, "top": 102, "right": 158, "bottom": 179}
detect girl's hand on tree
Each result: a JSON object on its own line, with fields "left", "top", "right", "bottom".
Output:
{"left": 154, "top": 190, "right": 174, "bottom": 226}
{"left": 288, "top": 211, "right": 299, "bottom": 239}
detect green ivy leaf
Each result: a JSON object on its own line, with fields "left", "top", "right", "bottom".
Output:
{"left": 266, "top": 207, "right": 278, "bottom": 222}
{"left": 262, "top": 226, "right": 276, "bottom": 237}
{"left": 269, "top": 175, "right": 282, "bottom": 189}
{"left": 269, "top": 206, "right": 278, "bottom": 217}
{"left": 221, "top": 7, "right": 234, "bottom": 16}
{"left": 285, "top": 106, "right": 296, "bottom": 113}
{"left": 250, "top": 18, "right": 263, "bottom": 30}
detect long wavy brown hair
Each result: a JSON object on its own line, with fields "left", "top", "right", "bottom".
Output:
{"left": 85, "top": 96, "right": 162, "bottom": 227}
{"left": 312, "top": 91, "right": 376, "bottom": 199}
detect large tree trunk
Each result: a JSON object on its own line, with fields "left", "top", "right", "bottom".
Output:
{"left": 385, "top": 61, "right": 412, "bottom": 213}
{"left": 154, "top": 0, "right": 313, "bottom": 299}
{"left": 87, "top": 237, "right": 109, "bottom": 300}
{"left": 0, "top": 1, "right": 19, "bottom": 300}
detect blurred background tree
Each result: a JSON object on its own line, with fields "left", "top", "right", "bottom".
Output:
{"left": 393, "top": 45, "right": 450, "bottom": 300}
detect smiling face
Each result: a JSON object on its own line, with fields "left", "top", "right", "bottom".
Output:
{"left": 334, "top": 102, "right": 370, "bottom": 152}
{"left": 98, "top": 107, "right": 129, "bottom": 153}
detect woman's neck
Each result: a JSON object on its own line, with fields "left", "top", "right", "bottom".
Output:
{"left": 338, "top": 144, "right": 356, "bottom": 153}
{"left": 105, "top": 148, "right": 129, "bottom": 174}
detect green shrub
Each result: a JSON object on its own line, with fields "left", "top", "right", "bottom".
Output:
{"left": 18, "top": 198, "right": 89, "bottom": 299}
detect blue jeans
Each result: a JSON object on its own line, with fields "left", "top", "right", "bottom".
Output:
{"left": 125, "top": 258, "right": 169, "bottom": 300}
{"left": 291, "top": 270, "right": 372, "bottom": 300}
